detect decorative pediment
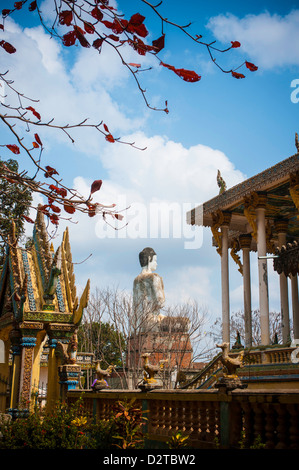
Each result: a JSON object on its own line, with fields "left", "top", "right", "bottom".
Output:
{"left": 0, "top": 209, "right": 90, "bottom": 327}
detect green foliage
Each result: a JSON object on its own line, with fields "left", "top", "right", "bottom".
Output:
{"left": 0, "top": 158, "right": 32, "bottom": 267}
{"left": 166, "top": 430, "right": 190, "bottom": 449}
{"left": 0, "top": 398, "right": 94, "bottom": 449}
{"left": 250, "top": 435, "right": 266, "bottom": 449}
{"left": 78, "top": 321, "right": 126, "bottom": 367}
{"left": 112, "top": 399, "right": 146, "bottom": 449}
{"left": 0, "top": 397, "right": 145, "bottom": 450}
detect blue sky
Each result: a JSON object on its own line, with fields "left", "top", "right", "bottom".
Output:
{"left": 2, "top": 0, "right": 299, "bottom": 341}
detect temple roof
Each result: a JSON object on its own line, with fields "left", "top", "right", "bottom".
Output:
{"left": 0, "top": 208, "right": 90, "bottom": 328}
{"left": 187, "top": 152, "right": 299, "bottom": 249}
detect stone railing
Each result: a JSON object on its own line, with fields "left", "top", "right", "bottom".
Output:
{"left": 181, "top": 346, "right": 296, "bottom": 389}
{"left": 67, "top": 388, "right": 299, "bottom": 449}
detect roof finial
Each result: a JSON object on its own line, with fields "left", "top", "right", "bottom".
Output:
{"left": 217, "top": 169, "right": 227, "bottom": 195}
{"left": 295, "top": 132, "right": 299, "bottom": 153}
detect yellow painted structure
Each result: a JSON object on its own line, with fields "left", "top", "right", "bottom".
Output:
{"left": 0, "top": 208, "right": 90, "bottom": 413}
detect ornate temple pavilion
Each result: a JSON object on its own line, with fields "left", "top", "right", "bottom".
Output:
{"left": 187, "top": 145, "right": 299, "bottom": 348}
{"left": 0, "top": 208, "right": 90, "bottom": 412}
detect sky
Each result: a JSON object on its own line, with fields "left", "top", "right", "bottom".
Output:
{"left": 1, "top": 0, "right": 299, "bottom": 342}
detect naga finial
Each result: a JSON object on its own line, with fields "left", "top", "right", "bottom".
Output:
{"left": 217, "top": 169, "right": 227, "bottom": 195}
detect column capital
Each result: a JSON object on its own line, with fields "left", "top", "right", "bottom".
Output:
{"left": 221, "top": 211, "right": 232, "bottom": 227}
{"left": 239, "top": 234, "right": 252, "bottom": 250}
{"left": 256, "top": 192, "right": 267, "bottom": 209}
{"left": 274, "top": 219, "right": 289, "bottom": 234}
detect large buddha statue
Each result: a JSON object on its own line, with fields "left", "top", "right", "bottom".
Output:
{"left": 133, "top": 247, "right": 165, "bottom": 320}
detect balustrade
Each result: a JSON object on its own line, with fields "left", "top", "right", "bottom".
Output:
{"left": 67, "top": 389, "right": 299, "bottom": 449}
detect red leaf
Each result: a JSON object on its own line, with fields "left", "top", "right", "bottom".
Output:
{"left": 245, "top": 61, "right": 258, "bottom": 72}
{"left": 231, "top": 41, "right": 241, "bottom": 48}
{"left": 128, "top": 63, "right": 141, "bottom": 68}
{"left": 105, "top": 134, "right": 115, "bottom": 143}
{"left": 62, "top": 30, "right": 77, "bottom": 47}
{"left": 2, "top": 10, "right": 11, "bottom": 17}
{"left": 49, "top": 184, "right": 60, "bottom": 192}
{"left": 93, "top": 38, "right": 104, "bottom": 50}
{"left": 91, "top": 6, "right": 103, "bottom": 21}
{"left": 101, "top": 20, "right": 115, "bottom": 30}
{"left": 6, "top": 144, "right": 20, "bottom": 154}
{"left": 74, "top": 26, "right": 90, "bottom": 48}
{"left": 49, "top": 213, "right": 59, "bottom": 225}
{"left": 127, "top": 14, "right": 148, "bottom": 38}
{"left": 106, "top": 19, "right": 128, "bottom": 35}
{"left": 0, "top": 40, "right": 16, "bottom": 54}
{"left": 59, "top": 188, "right": 67, "bottom": 198}
{"left": 59, "top": 10, "right": 73, "bottom": 26}
{"left": 4, "top": 177, "right": 17, "bottom": 183}
{"left": 39, "top": 204, "right": 50, "bottom": 215}
{"left": 32, "top": 141, "right": 39, "bottom": 148}
{"left": 34, "top": 133, "right": 43, "bottom": 146}
{"left": 49, "top": 184, "right": 67, "bottom": 197}
{"left": 22, "top": 215, "right": 34, "bottom": 223}
{"left": 128, "top": 36, "right": 153, "bottom": 56}
{"left": 107, "top": 34, "right": 119, "bottom": 42}
{"left": 29, "top": 1, "right": 37, "bottom": 12}
{"left": 90, "top": 179, "right": 102, "bottom": 194}
{"left": 50, "top": 205, "right": 61, "bottom": 214}
{"left": 14, "top": 2, "right": 23, "bottom": 10}
{"left": 44, "top": 166, "right": 59, "bottom": 178}
{"left": 129, "top": 13, "right": 146, "bottom": 25}
{"left": 64, "top": 202, "right": 76, "bottom": 214}
{"left": 231, "top": 71, "right": 245, "bottom": 79}
{"left": 115, "top": 213, "right": 124, "bottom": 221}
{"left": 160, "top": 61, "right": 201, "bottom": 82}
{"left": 88, "top": 203, "right": 97, "bottom": 217}
{"left": 26, "top": 106, "right": 41, "bottom": 120}
{"left": 84, "top": 22, "right": 95, "bottom": 34}
{"left": 152, "top": 35, "right": 165, "bottom": 53}
{"left": 103, "top": 123, "right": 109, "bottom": 132}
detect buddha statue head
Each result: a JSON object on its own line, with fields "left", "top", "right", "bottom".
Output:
{"left": 139, "top": 247, "right": 157, "bottom": 273}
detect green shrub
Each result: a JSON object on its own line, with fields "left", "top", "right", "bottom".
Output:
{"left": 112, "top": 399, "right": 146, "bottom": 449}
{"left": 0, "top": 397, "right": 145, "bottom": 450}
{"left": 0, "top": 398, "right": 93, "bottom": 449}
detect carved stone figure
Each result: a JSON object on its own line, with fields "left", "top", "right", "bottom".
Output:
{"left": 56, "top": 330, "right": 78, "bottom": 365}
{"left": 216, "top": 342, "right": 244, "bottom": 376}
{"left": 215, "top": 342, "right": 247, "bottom": 391}
{"left": 217, "top": 169, "right": 227, "bottom": 194}
{"left": 138, "top": 352, "right": 167, "bottom": 390}
{"left": 92, "top": 361, "right": 114, "bottom": 391}
{"left": 133, "top": 247, "right": 165, "bottom": 321}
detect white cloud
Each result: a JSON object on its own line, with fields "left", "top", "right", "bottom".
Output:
{"left": 207, "top": 9, "right": 299, "bottom": 70}
{"left": 2, "top": 19, "right": 143, "bottom": 156}
{"left": 1, "top": 13, "right": 248, "bottom": 319}
{"left": 99, "top": 131, "right": 245, "bottom": 204}
{"left": 63, "top": 132, "right": 245, "bottom": 319}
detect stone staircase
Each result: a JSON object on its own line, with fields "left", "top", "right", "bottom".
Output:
{"left": 180, "top": 345, "right": 299, "bottom": 390}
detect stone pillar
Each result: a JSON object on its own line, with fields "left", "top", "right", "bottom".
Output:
{"left": 291, "top": 275, "right": 299, "bottom": 339}
{"left": 275, "top": 220, "right": 290, "bottom": 343}
{"left": 18, "top": 322, "right": 43, "bottom": 409}
{"left": 9, "top": 329, "right": 22, "bottom": 410}
{"left": 19, "top": 336, "right": 37, "bottom": 406}
{"left": 0, "top": 331, "right": 11, "bottom": 413}
{"left": 58, "top": 364, "right": 81, "bottom": 402}
{"left": 256, "top": 194, "right": 270, "bottom": 345}
{"left": 221, "top": 213, "right": 231, "bottom": 344}
{"left": 46, "top": 338, "right": 60, "bottom": 412}
{"left": 239, "top": 234, "right": 252, "bottom": 348}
